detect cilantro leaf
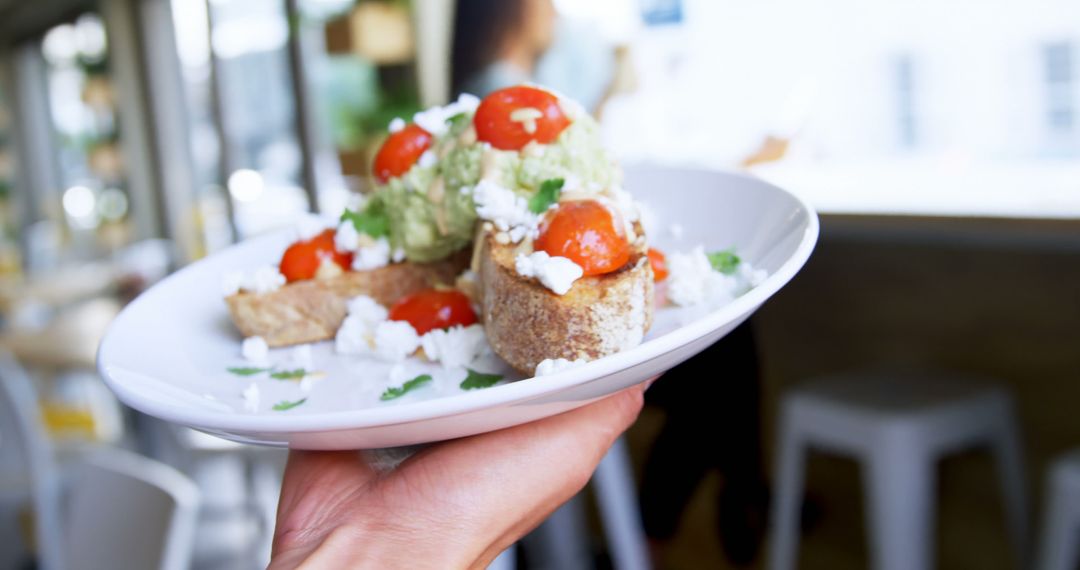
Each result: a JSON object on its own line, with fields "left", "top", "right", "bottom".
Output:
{"left": 707, "top": 249, "right": 741, "bottom": 275}
{"left": 272, "top": 398, "right": 307, "bottom": 411}
{"left": 270, "top": 369, "right": 307, "bottom": 380}
{"left": 446, "top": 112, "right": 469, "bottom": 131}
{"left": 380, "top": 374, "right": 433, "bottom": 401}
{"left": 460, "top": 369, "right": 503, "bottom": 390}
{"left": 528, "top": 178, "right": 564, "bottom": 214}
{"left": 227, "top": 366, "right": 270, "bottom": 376}
{"left": 341, "top": 200, "right": 389, "bottom": 238}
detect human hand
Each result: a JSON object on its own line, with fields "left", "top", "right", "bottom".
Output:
{"left": 269, "top": 384, "right": 646, "bottom": 569}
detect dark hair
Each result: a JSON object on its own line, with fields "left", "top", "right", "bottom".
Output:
{"left": 451, "top": 0, "right": 525, "bottom": 97}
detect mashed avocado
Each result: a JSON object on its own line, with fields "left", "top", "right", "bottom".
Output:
{"left": 369, "top": 107, "right": 617, "bottom": 262}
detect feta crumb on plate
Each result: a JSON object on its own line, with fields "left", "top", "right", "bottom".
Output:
{"left": 667, "top": 245, "right": 767, "bottom": 308}
{"left": 472, "top": 179, "right": 538, "bottom": 243}
{"left": 335, "top": 220, "right": 360, "bottom": 252}
{"left": 352, "top": 237, "right": 393, "bottom": 270}
{"left": 373, "top": 321, "right": 421, "bottom": 362}
{"left": 535, "top": 357, "right": 588, "bottom": 376}
{"left": 413, "top": 93, "right": 480, "bottom": 137}
{"left": 242, "top": 383, "right": 259, "bottom": 413}
{"left": 335, "top": 296, "right": 388, "bottom": 355}
{"left": 295, "top": 213, "right": 333, "bottom": 241}
{"left": 421, "top": 324, "right": 489, "bottom": 369}
{"left": 388, "top": 117, "right": 406, "bottom": 133}
{"left": 515, "top": 251, "right": 584, "bottom": 295}
{"left": 241, "top": 336, "right": 269, "bottom": 364}
{"left": 222, "top": 266, "right": 286, "bottom": 296}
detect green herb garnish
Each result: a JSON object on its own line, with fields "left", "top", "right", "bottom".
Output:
{"left": 270, "top": 369, "right": 307, "bottom": 380}
{"left": 380, "top": 374, "right": 433, "bottom": 401}
{"left": 460, "top": 369, "right": 503, "bottom": 390}
{"left": 707, "top": 249, "right": 741, "bottom": 275}
{"left": 272, "top": 398, "right": 307, "bottom": 411}
{"left": 341, "top": 200, "right": 389, "bottom": 238}
{"left": 446, "top": 112, "right": 469, "bottom": 130}
{"left": 227, "top": 366, "right": 270, "bottom": 376}
{"left": 529, "top": 178, "right": 564, "bottom": 214}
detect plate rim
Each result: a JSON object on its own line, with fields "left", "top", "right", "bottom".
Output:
{"left": 97, "top": 168, "right": 820, "bottom": 434}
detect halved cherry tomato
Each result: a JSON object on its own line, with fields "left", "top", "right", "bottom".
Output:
{"left": 279, "top": 229, "right": 353, "bottom": 283}
{"left": 534, "top": 200, "right": 630, "bottom": 277}
{"left": 373, "top": 123, "right": 433, "bottom": 183}
{"left": 389, "top": 289, "right": 477, "bottom": 335}
{"left": 474, "top": 85, "right": 571, "bottom": 151}
{"left": 647, "top": 248, "right": 669, "bottom": 282}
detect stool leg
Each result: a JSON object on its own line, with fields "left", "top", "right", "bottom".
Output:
{"left": 990, "top": 401, "right": 1029, "bottom": 568}
{"left": 864, "top": 431, "right": 936, "bottom": 570}
{"left": 593, "top": 436, "right": 651, "bottom": 570}
{"left": 1036, "top": 467, "right": 1080, "bottom": 570}
{"left": 768, "top": 407, "right": 806, "bottom": 570}
{"left": 487, "top": 544, "right": 516, "bottom": 570}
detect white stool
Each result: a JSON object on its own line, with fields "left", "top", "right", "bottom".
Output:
{"left": 769, "top": 371, "right": 1028, "bottom": 570}
{"left": 1036, "top": 449, "right": 1080, "bottom": 570}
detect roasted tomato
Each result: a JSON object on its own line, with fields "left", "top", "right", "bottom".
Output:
{"left": 373, "top": 123, "right": 433, "bottom": 183}
{"left": 279, "top": 229, "right": 353, "bottom": 283}
{"left": 534, "top": 200, "right": 630, "bottom": 277}
{"left": 647, "top": 248, "right": 669, "bottom": 281}
{"left": 388, "top": 289, "right": 477, "bottom": 335}
{"left": 474, "top": 85, "right": 571, "bottom": 151}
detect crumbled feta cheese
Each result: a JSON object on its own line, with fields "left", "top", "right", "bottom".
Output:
{"left": 241, "top": 336, "right": 269, "bottom": 364}
{"left": 472, "top": 179, "right": 538, "bottom": 243}
{"left": 739, "top": 262, "right": 769, "bottom": 287}
{"left": 352, "top": 237, "right": 392, "bottom": 270}
{"left": 421, "top": 324, "right": 489, "bottom": 369}
{"left": 608, "top": 187, "right": 640, "bottom": 222}
{"left": 417, "top": 150, "right": 438, "bottom": 168}
{"left": 535, "top": 357, "right": 588, "bottom": 376}
{"left": 299, "top": 375, "right": 316, "bottom": 393}
{"left": 515, "top": 251, "right": 583, "bottom": 295}
{"left": 242, "top": 383, "right": 259, "bottom": 412}
{"left": 373, "top": 320, "right": 421, "bottom": 362}
{"left": 335, "top": 296, "right": 388, "bottom": 355}
{"left": 223, "top": 266, "right": 286, "bottom": 296}
{"left": 335, "top": 220, "right": 360, "bottom": 252}
{"left": 295, "top": 213, "right": 332, "bottom": 241}
{"left": 413, "top": 93, "right": 480, "bottom": 136}
{"left": 669, "top": 223, "right": 685, "bottom": 239}
{"left": 667, "top": 246, "right": 737, "bottom": 307}
{"left": 509, "top": 107, "right": 543, "bottom": 134}
{"left": 392, "top": 248, "right": 406, "bottom": 263}
{"left": 388, "top": 117, "right": 406, "bottom": 133}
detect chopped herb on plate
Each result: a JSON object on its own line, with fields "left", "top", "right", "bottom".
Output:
{"left": 227, "top": 366, "right": 270, "bottom": 376}
{"left": 460, "top": 369, "right": 503, "bottom": 390}
{"left": 529, "top": 178, "right": 564, "bottom": 214}
{"left": 272, "top": 398, "right": 307, "bottom": 411}
{"left": 446, "top": 112, "right": 469, "bottom": 130}
{"left": 380, "top": 374, "right": 433, "bottom": 401}
{"left": 270, "top": 369, "right": 307, "bottom": 380}
{"left": 707, "top": 249, "right": 741, "bottom": 275}
{"left": 341, "top": 200, "right": 389, "bottom": 238}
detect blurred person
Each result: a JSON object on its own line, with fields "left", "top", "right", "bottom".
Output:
{"left": 269, "top": 386, "right": 645, "bottom": 568}
{"left": 451, "top": 0, "right": 624, "bottom": 113}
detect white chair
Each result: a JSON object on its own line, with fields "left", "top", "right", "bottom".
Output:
{"left": 1036, "top": 449, "right": 1080, "bottom": 570}
{"left": 64, "top": 446, "right": 200, "bottom": 570}
{"left": 0, "top": 349, "right": 65, "bottom": 570}
{"left": 524, "top": 436, "right": 651, "bottom": 570}
{"left": 769, "top": 371, "right": 1028, "bottom": 570}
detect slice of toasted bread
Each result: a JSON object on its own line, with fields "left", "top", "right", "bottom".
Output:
{"left": 477, "top": 224, "right": 654, "bottom": 375}
{"left": 225, "top": 251, "right": 469, "bottom": 347}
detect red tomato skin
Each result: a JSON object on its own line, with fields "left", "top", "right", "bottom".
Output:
{"left": 474, "top": 86, "right": 572, "bottom": 151}
{"left": 647, "top": 248, "right": 669, "bottom": 282}
{"left": 388, "top": 289, "right": 477, "bottom": 335}
{"left": 373, "top": 124, "right": 433, "bottom": 183}
{"left": 534, "top": 201, "right": 630, "bottom": 277}
{"left": 279, "top": 229, "right": 353, "bottom": 283}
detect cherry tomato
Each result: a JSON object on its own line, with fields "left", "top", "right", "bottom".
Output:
{"left": 279, "top": 229, "right": 353, "bottom": 283}
{"left": 474, "top": 86, "right": 571, "bottom": 151}
{"left": 647, "top": 248, "right": 669, "bottom": 282}
{"left": 389, "top": 289, "right": 477, "bottom": 335}
{"left": 373, "top": 123, "right": 433, "bottom": 183}
{"left": 534, "top": 201, "right": 630, "bottom": 277}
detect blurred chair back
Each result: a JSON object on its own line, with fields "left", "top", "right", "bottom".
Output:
{"left": 0, "top": 349, "right": 65, "bottom": 570}
{"left": 64, "top": 447, "right": 200, "bottom": 570}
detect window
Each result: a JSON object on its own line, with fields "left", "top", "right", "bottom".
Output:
{"left": 1043, "top": 42, "right": 1075, "bottom": 134}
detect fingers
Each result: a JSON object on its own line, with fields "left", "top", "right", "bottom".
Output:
{"left": 272, "top": 450, "right": 379, "bottom": 560}
{"left": 378, "top": 385, "right": 646, "bottom": 566}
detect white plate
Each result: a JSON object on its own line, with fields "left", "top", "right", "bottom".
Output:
{"left": 98, "top": 167, "right": 818, "bottom": 449}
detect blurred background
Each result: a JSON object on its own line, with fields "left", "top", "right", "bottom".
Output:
{"left": 0, "top": 0, "right": 1078, "bottom": 568}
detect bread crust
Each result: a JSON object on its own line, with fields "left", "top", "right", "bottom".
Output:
{"left": 477, "top": 226, "right": 654, "bottom": 375}
{"left": 225, "top": 251, "right": 469, "bottom": 347}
